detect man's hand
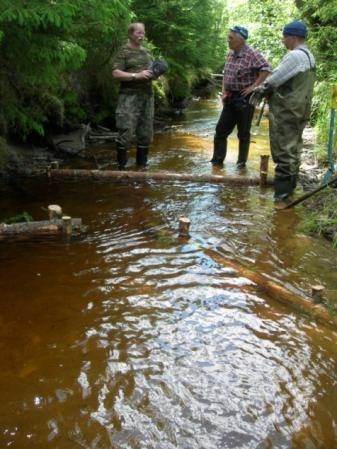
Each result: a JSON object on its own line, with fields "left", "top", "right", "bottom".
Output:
{"left": 249, "top": 84, "right": 273, "bottom": 106}
{"left": 249, "top": 90, "right": 263, "bottom": 107}
{"left": 135, "top": 70, "right": 153, "bottom": 80}
{"left": 219, "top": 91, "right": 229, "bottom": 104}
{"left": 241, "top": 85, "right": 255, "bottom": 97}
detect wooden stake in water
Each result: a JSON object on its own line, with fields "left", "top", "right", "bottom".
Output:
{"left": 48, "top": 204, "right": 62, "bottom": 221}
{"left": 310, "top": 285, "right": 325, "bottom": 303}
{"left": 259, "top": 155, "right": 270, "bottom": 187}
{"left": 179, "top": 217, "right": 190, "bottom": 238}
{"left": 62, "top": 216, "right": 72, "bottom": 235}
{"left": 51, "top": 161, "right": 60, "bottom": 169}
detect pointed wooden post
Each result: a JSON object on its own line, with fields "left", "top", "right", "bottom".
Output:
{"left": 62, "top": 216, "right": 72, "bottom": 235}
{"left": 51, "top": 161, "right": 59, "bottom": 169}
{"left": 48, "top": 204, "right": 62, "bottom": 221}
{"left": 260, "top": 155, "right": 270, "bottom": 187}
{"left": 310, "top": 285, "right": 325, "bottom": 303}
{"left": 179, "top": 217, "right": 190, "bottom": 238}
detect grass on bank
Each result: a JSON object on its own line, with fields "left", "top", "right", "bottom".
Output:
{"left": 301, "top": 187, "right": 337, "bottom": 247}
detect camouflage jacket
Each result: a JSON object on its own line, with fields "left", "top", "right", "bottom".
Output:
{"left": 113, "top": 46, "right": 153, "bottom": 94}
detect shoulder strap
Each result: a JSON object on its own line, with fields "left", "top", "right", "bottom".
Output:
{"left": 296, "top": 48, "right": 315, "bottom": 70}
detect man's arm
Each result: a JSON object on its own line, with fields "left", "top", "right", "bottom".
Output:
{"left": 112, "top": 69, "right": 152, "bottom": 81}
{"left": 265, "top": 48, "right": 315, "bottom": 89}
{"left": 220, "top": 75, "right": 228, "bottom": 102}
{"left": 241, "top": 70, "right": 270, "bottom": 97}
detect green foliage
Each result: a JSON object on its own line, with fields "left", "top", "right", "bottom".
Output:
{"left": 295, "top": 0, "right": 337, "bottom": 162}
{"left": 2, "top": 212, "right": 34, "bottom": 224}
{"left": 310, "top": 82, "right": 336, "bottom": 160}
{"left": 325, "top": 302, "right": 337, "bottom": 317}
{"left": 131, "top": 0, "right": 228, "bottom": 100}
{"left": 1, "top": 0, "right": 229, "bottom": 137}
{"left": 0, "top": 136, "right": 8, "bottom": 169}
{"left": 296, "top": 0, "right": 337, "bottom": 80}
{"left": 1, "top": 0, "right": 335, "bottom": 145}
{"left": 0, "top": 0, "right": 131, "bottom": 139}
{"left": 230, "top": 0, "right": 296, "bottom": 68}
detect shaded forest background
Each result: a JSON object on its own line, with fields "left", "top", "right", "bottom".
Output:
{"left": 0, "top": 0, "right": 336, "bottom": 158}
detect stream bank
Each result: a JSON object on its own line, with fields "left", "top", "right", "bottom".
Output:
{"left": 297, "top": 128, "right": 337, "bottom": 245}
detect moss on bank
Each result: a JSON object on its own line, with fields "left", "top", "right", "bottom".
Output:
{"left": 0, "top": 137, "right": 9, "bottom": 170}
{"left": 301, "top": 187, "right": 337, "bottom": 246}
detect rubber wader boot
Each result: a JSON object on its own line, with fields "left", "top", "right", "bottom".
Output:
{"left": 291, "top": 175, "right": 298, "bottom": 190}
{"left": 211, "top": 138, "right": 227, "bottom": 166}
{"left": 136, "top": 145, "right": 148, "bottom": 167}
{"left": 116, "top": 144, "right": 127, "bottom": 169}
{"left": 274, "top": 176, "right": 294, "bottom": 207}
{"left": 237, "top": 140, "right": 249, "bottom": 168}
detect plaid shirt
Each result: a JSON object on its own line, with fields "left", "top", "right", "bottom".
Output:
{"left": 266, "top": 44, "right": 315, "bottom": 88}
{"left": 223, "top": 45, "right": 271, "bottom": 91}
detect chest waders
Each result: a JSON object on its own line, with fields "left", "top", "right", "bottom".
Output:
{"left": 269, "top": 65, "right": 315, "bottom": 202}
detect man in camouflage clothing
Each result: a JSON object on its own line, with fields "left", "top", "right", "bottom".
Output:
{"left": 112, "top": 23, "right": 154, "bottom": 168}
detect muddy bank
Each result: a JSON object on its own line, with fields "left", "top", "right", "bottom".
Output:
{"left": 0, "top": 115, "right": 179, "bottom": 176}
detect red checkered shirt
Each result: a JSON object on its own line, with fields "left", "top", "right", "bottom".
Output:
{"left": 223, "top": 44, "right": 271, "bottom": 91}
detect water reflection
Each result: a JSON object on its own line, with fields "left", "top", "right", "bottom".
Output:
{"left": 0, "top": 99, "right": 337, "bottom": 448}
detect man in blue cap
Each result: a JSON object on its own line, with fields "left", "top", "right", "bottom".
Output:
{"left": 251, "top": 20, "right": 316, "bottom": 208}
{"left": 211, "top": 25, "right": 271, "bottom": 169}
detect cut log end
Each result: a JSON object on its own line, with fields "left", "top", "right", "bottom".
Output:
{"left": 179, "top": 216, "right": 190, "bottom": 237}
{"left": 51, "top": 161, "right": 60, "bottom": 169}
{"left": 259, "top": 155, "right": 270, "bottom": 187}
{"left": 310, "top": 285, "right": 325, "bottom": 303}
{"left": 48, "top": 204, "right": 63, "bottom": 221}
{"left": 62, "top": 216, "right": 72, "bottom": 235}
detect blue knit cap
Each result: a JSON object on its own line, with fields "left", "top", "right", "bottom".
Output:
{"left": 283, "top": 20, "right": 307, "bottom": 38}
{"left": 231, "top": 26, "right": 248, "bottom": 40}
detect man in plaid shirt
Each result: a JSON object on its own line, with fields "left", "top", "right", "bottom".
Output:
{"left": 211, "top": 26, "right": 271, "bottom": 168}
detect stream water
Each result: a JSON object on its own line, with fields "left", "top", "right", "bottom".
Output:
{"left": 0, "top": 98, "right": 337, "bottom": 448}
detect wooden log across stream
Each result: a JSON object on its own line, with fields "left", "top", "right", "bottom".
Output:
{"left": 205, "top": 247, "right": 337, "bottom": 329}
{"left": 45, "top": 168, "right": 274, "bottom": 186}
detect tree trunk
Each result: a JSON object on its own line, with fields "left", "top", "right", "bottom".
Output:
{"left": 44, "top": 168, "right": 273, "bottom": 186}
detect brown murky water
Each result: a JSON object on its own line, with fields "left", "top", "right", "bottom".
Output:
{"left": 1, "top": 99, "right": 337, "bottom": 448}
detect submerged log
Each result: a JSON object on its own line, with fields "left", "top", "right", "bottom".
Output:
{"left": 0, "top": 218, "right": 83, "bottom": 239}
{"left": 205, "top": 247, "right": 337, "bottom": 328}
{"left": 45, "top": 168, "right": 274, "bottom": 186}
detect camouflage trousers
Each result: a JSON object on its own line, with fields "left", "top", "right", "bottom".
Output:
{"left": 115, "top": 91, "right": 154, "bottom": 149}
